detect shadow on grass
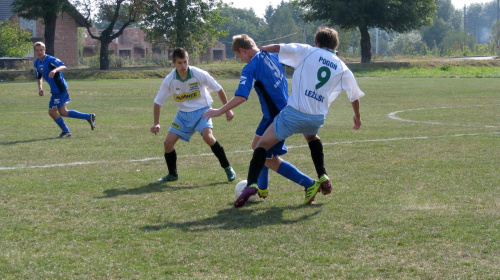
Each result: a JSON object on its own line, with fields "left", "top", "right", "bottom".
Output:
{"left": 141, "top": 204, "right": 323, "bottom": 231}
{"left": 96, "top": 181, "right": 223, "bottom": 198}
{"left": 0, "top": 137, "right": 57, "bottom": 145}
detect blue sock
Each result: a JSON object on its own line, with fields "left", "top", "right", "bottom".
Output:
{"left": 55, "top": 116, "right": 70, "bottom": 133}
{"left": 68, "top": 110, "right": 91, "bottom": 120}
{"left": 257, "top": 166, "right": 269, "bottom": 190}
{"left": 277, "top": 160, "right": 315, "bottom": 189}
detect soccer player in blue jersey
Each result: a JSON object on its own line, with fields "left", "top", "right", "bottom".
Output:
{"left": 235, "top": 27, "right": 365, "bottom": 207}
{"left": 151, "top": 48, "right": 236, "bottom": 183}
{"left": 203, "top": 34, "right": 324, "bottom": 207}
{"left": 33, "top": 42, "right": 95, "bottom": 138}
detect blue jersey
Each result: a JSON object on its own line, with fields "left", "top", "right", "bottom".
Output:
{"left": 34, "top": 55, "right": 68, "bottom": 94}
{"left": 235, "top": 51, "right": 288, "bottom": 119}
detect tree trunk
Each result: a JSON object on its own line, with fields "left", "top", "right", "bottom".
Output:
{"left": 43, "top": 13, "right": 57, "bottom": 56}
{"left": 99, "top": 40, "right": 111, "bottom": 70}
{"left": 359, "top": 25, "right": 372, "bottom": 63}
{"left": 99, "top": 28, "right": 112, "bottom": 70}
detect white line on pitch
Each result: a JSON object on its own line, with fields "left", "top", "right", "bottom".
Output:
{"left": 388, "top": 104, "right": 500, "bottom": 128}
{"left": 1, "top": 132, "right": 498, "bottom": 171}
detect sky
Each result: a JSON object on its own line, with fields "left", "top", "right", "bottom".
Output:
{"left": 222, "top": 0, "right": 495, "bottom": 19}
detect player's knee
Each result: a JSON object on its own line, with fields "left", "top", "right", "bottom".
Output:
{"left": 164, "top": 140, "right": 174, "bottom": 151}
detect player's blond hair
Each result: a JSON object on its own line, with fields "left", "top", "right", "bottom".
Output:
{"left": 232, "top": 34, "right": 257, "bottom": 53}
{"left": 314, "top": 27, "right": 339, "bottom": 50}
{"left": 33, "top": 41, "right": 46, "bottom": 49}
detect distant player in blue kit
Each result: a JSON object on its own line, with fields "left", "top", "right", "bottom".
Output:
{"left": 33, "top": 42, "right": 95, "bottom": 138}
{"left": 203, "top": 34, "right": 323, "bottom": 205}
{"left": 234, "top": 27, "right": 365, "bottom": 207}
{"left": 151, "top": 48, "right": 236, "bottom": 183}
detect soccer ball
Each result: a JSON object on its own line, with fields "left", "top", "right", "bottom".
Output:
{"left": 234, "top": 180, "right": 257, "bottom": 202}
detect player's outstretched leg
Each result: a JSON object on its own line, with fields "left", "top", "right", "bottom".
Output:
{"left": 256, "top": 166, "right": 269, "bottom": 199}
{"left": 224, "top": 166, "right": 236, "bottom": 182}
{"left": 319, "top": 174, "right": 332, "bottom": 195}
{"left": 87, "top": 114, "right": 96, "bottom": 130}
{"left": 304, "top": 181, "right": 321, "bottom": 204}
{"left": 234, "top": 184, "right": 258, "bottom": 208}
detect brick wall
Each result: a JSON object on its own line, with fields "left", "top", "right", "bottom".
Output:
{"left": 53, "top": 12, "right": 80, "bottom": 66}
{"left": 11, "top": 12, "right": 82, "bottom": 67}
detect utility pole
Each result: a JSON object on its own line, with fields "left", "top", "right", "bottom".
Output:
{"left": 464, "top": 4, "right": 467, "bottom": 32}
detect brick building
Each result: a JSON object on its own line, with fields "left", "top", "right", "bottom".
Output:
{"left": 0, "top": 0, "right": 85, "bottom": 67}
{"left": 82, "top": 27, "right": 227, "bottom": 62}
{"left": 82, "top": 26, "right": 155, "bottom": 60}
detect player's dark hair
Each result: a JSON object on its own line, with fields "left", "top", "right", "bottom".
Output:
{"left": 314, "top": 27, "right": 339, "bottom": 50}
{"left": 172, "top": 48, "right": 189, "bottom": 61}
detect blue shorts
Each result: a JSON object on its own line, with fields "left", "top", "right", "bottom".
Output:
{"left": 274, "top": 106, "right": 326, "bottom": 141}
{"left": 49, "top": 92, "right": 71, "bottom": 109}
{"left": 256, "top": 116, "right": 287, "bottom": 158}
{"left": 169, "top": 106, "right": 213, "bottom": 142}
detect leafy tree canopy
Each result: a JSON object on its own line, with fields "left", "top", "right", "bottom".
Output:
{"left": 292, "top": 0, "right": 437, "bottom": 62}
{"left": 142, "top": 0, "right": 228, "bottom": 58}
{"left": 0, "top": 20, "right": 33, "bottom": 57}
{"left": 11, "top": 0, "right": 74, "bottom": 55}
{"left": 73, "top": 0, "right": 147, "bottom": 70}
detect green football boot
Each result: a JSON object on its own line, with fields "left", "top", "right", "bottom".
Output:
{"left": 304, "top": 181, "right": 321, "bottom": 204}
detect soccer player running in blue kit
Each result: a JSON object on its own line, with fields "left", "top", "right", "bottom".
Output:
{"left": 151, "top": 48, "right": 236, "bottom": 183}
{"left": 34, "top": 42, "right": 95, "bottom": 138}
{"left": 203, "top": 34, "right": 326, "bottom": 206}
{"left": 233, "top": 27, "right": 365, "bottom": 208}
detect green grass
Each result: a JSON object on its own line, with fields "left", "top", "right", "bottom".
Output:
{"left": 0, "top": 76, "right": 499, "bottom": 279}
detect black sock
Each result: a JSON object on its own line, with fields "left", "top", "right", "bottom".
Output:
{"left": 164, "top": 150, "right": 177, "bottom": 176}
{"left": 308, "top": 139, "right": 326, "bottom": 177}
{"left": 210, "top": 141, "right": 230, "bottom": 169}
{"left": 247, "top": 147, "right": 267, "bottom": 185}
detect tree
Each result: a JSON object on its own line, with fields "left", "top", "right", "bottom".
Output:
{"left": 489, "top": 20, "right": 500, "bottom": 55}
{"left": 264, "top": 2, "right": 303, "bottom": 44}
{"left": 436, "top": 0, "right": 454, "bottom": 22}
{"left": 292, "top": 0, "right": 437, "bottom": 63}
{"left": 93, "top": 2, "right": 139, "bottom": 29}
{"left": 218, "top": 7, "right": 266, "bottom": 58}
{"left": 0, "top": 20, "right": 33, "bottom": 57}
{"left": 74, "top": 0, "right": 146, "bottom": 70}
{"left": 11, "top": 0, "right": 74, "bottom": 56}
{"left": 142, "top": 0, "right": 228, "bottom": 59}
{"left": 421, "top": 17, "right": 451, "bottom": 49}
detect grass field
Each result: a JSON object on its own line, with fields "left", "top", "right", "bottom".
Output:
{"left": 0, "top": 76, "right": 499, "bottom": 279}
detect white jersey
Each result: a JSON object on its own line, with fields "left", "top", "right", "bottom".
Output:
{"left": 154, "top": 66, "right": 222, "bottom": 112}
{"left": 278, "top": 43, "right": 365, "bottom": 115}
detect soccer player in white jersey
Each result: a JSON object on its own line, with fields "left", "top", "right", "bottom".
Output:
{"left": 151, "top": 48, "right": 236, "bottom": 183}
{"left": 235, "top": 27, "right": 365, "bottom": 207}
{"left": 33, "top": 42, "right": 96, "bottom": 138}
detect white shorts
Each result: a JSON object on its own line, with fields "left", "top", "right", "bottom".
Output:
{"left": 273, "top": 106, "right": 325, "bottom": 141}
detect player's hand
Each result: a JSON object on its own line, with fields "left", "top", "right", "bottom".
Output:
{"left": 38, "top": 89, "right": 44, "bottom": 96}
{"left": 353, "top": 115, "right": 362, "bottom": 130}
{"left": 151, "top": 124, "right": 160, "bottom": 135}
{"left": 203, "top": 109, "right": 221, "bottom": 120}
{"left": 48, "top": 70, "right": 56, "bottom": 78}
{"left": 225, "top": 110, "right": 234, "bottom": 121}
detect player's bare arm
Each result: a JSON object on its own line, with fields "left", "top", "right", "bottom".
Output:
{"left": 216, "top": 89, "right": 235, "bottom": 121}
{"left": 351, "top": 99, "right": 361, "bottom": 130}
{"left": 259, "top": 44, "right": 281, "bottom": 53}
{"left": 151, "top": 103, "right": 162, "bottom": 135}
{"left": 37, "top": 78, "right": 44, "bottom": 96}
{"left": 203, "top": 96, "right": 246, "bottom": 120}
